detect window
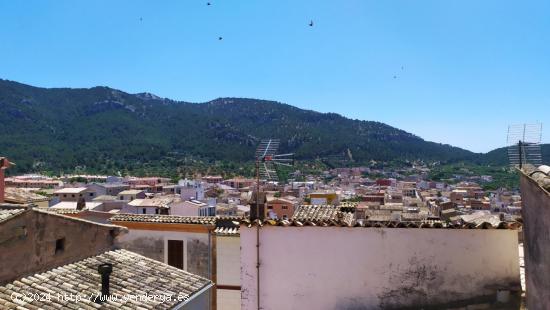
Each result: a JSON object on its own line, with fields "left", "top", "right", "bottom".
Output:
{"left": 89, "top": 193, "right": 94, "bottom": 197}
{"left": 55, "top": 238, "right": 65, "bottom": 254}
{"left": 155, "top": 209, "right": 159, "bottom": 214}
{"left": 63, "top": 194, "right": 67, "bottom": 198}
{"left": 167, "top": 240, "right": 184, "bottom": 269}
{"left": 142, "top": 208, "right": 147, "bottom": 214}
{"left": 282, "top": 206, "right": 288, "bottom": 210}
{"left": 71, "top": 194, "right": 75, "bottom": 198}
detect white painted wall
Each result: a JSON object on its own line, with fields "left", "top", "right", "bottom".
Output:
{"left": 217, "top": 290, "right": 240, "bottom": 310}
{"left": 217, "top": 236, "right": 241, "bottom": 310}
{"left": 241, "top": 226, "right": 520, "bottom": 310}
{"left": 217, "top": 236, "right": 241, "bottom": 285}
{"left": 116, "top": 229, "right": 208, "bottom": 273}
{"left": 171, "top": 203, "right": 199, "bottom": 216}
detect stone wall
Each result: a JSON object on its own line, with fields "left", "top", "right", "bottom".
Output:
{"left": 520, "top": 172, "right": 550, "bottom": 309}
{"left": 0, "top": 209, "right": 125, "bottom": 284}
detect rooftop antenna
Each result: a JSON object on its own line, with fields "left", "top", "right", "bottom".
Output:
{"left": 255, "top": 139, "right": 294, "bottom": 183}
{"left": 253, "top": 139, "right": 293, "bottom": 310}
{"left": 507, "top": 123, "right": 542, "bottom": 169}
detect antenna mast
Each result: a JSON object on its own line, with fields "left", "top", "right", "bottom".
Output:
{"left": 253, "top": 139, "right": 293, "bottom": 310}
{"left": 507, "top": 123, "right": 542, "bottom": 169}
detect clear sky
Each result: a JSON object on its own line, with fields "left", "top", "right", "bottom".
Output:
{"left": 1, "top": 0, "right": 548, "bottom": 153}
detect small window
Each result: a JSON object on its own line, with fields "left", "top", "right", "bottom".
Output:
{"left": 71, "top": 194, "right": 75, "bottom": 198}
{"left": 155, "top": 209, "right": 159, "bottom": 214}
{"left": 282, "top": 206, "right": 288, "bottom": 210}
{"left": 89, "top": 193, "right": 94, "bottom": 197}
{"left": 142, "top": 208, "right": 147, "bottom": 214}
{"left": 55, "top": 238, "right": 65, "bottom": 254}
{"left": 63, "top": 194, "right": 67, "bottom": 198}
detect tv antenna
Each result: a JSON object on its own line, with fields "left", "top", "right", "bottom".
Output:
{"left": 507, "top": 123, "right": 542, "bottom": 169}
{"left": 255, "top": 139, "right": 294, "bottom": 182}
{"left": 253, "top": 139, "right": 293, "bottom": 310}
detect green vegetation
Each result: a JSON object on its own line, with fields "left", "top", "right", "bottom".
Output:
{"left": 0, "top": 78, "right": 540, "bottom": 186}
{"left": 428, "top": 163, "right": 519, "bottom": 190}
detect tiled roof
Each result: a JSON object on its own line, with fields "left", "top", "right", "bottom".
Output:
{"left": 37, "top": 208, "right": 83, "bottom": 215}
{"left": 291, "top": 205, "right": 355, "bottom": 226}
{"left": 110, "top": 214, "right": 217, "bottom": 225}
{"left": 0, "top": 208, "right": 26, "bottom": 223}
{"left": 4, "top": 187, "right": 49, "bottom": 203}
{"left": 242, "top": 217, "right": 521, "bottom": 229}
{"left": 292, "top": 205, "right": 342, "bottom": 221}
{"left": 522, "top": 166, "right": 550, "bottom": 192}
{"left": 0, "top": 249, "right": 212, "bottom": 309}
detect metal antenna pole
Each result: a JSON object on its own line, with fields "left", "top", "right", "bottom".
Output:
{"left": 518, "top": 140, "right": 523, "bottom": 169}
{"left": 255, "top": 157, "right": 261, "bottom": 310}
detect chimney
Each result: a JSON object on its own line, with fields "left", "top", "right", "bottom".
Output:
{"left": 250, "top": 191, "right": 267, "bottom": 221}
{"left": 97, "top": 263, "right": 113, "bottom": 303}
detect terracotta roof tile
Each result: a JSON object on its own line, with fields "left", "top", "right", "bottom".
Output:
{"left": 0, "top": 208, "right": 26, "bottom": 223}
{"left": 0, "top": 249, "right": 212, "bottom": 309}
{"left": 110, "top": 214, "right": 217, "bottom": 225}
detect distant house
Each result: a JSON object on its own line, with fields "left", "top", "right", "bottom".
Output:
{"left": 265, "top": 198, "right": 297, "bottom": 219}
{"left": 179, "top": 179, "right": 205, "bottom": 200}
{"left": 222, "top": 177, "right": 255, "bottom": 189}
{"left": 171, "top": 200, "right": 215, "bottom": 216}
{"left": 86, "top": 182, "right": 129, "bottom": 196}
{"left": 53, "top": 187, "right": 96, "bottom": 202}
{"left": 121, "top": 195, "right": 180, "bottom": 215}
{"left": 308, "top": 191, "right": 338, "bottom": 205}
{"left": 117, "top": 189, "right": 146, "bottom": 202}
{"left": 203, "top": 175, "right": 223, "bottom": 184}
{"left": 50, "top": 201, "right": 104, "bottom": 211}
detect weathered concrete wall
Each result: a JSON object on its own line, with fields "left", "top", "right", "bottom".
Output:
{"left": 115, "top": 229, "right": 212, "bottom": 278}
{"left": 217, "top": 236, "right": 241, "bottom": 310}
{"left": 241, "top": 226, "right": 520, "bottom": 310}
{"left": 0, "top": 209, "right": 123, "bottom": 284}
{"left": 520, "top": 173, "right": 550, "bottom": 309}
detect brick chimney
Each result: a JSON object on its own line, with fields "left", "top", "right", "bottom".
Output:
{"left": 0, "top": 157, "right": 12, "bottom": 203}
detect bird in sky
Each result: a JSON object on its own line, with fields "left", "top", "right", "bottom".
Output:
{"left": 393, "top": 75, "right": 397, "bottom": 79}
{"left": 309, "top": 20, "right": 314, "bottom": 27}
{"left": 139, "top": 17, "right": 143, "bottom": 22}
{"left": 207, "top": 2, "right": 211, "bottom": 5}
{"left": 218, "top": 36, "right": 223, "bottom": 40}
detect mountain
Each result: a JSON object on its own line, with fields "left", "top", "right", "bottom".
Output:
{"left": 0, "top": 79, "right": 480, "bottom": 174}
{"left": 480, "top": 144, "right": 550, "bottom": 166}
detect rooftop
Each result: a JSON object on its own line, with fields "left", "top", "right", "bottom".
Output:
{"left": 291, "top": 205, "right": 355, "bottom": 226}
{"left": 0, "top": 249, "right": 212, "bottom": 309}
{"left": 110, "top": 214, "right": 217, "bottom": 225}
{"left": 53, "top": 187, "right": 88, "bottom": 194}
{"left": 0, "top": 208, "right": 26, "bottom": 223}
{"left": 523, "top": 165, "right": 550, "bottom": 193}
{"left": 4, "top": 187, "right": 49, "bottom": 203}
{"left": 118, "top": 189, "right": 144, "bottom": 195}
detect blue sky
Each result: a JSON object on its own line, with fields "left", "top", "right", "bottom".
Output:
{"left": 1, "top": 0, "right": 548, "bottom": 153}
